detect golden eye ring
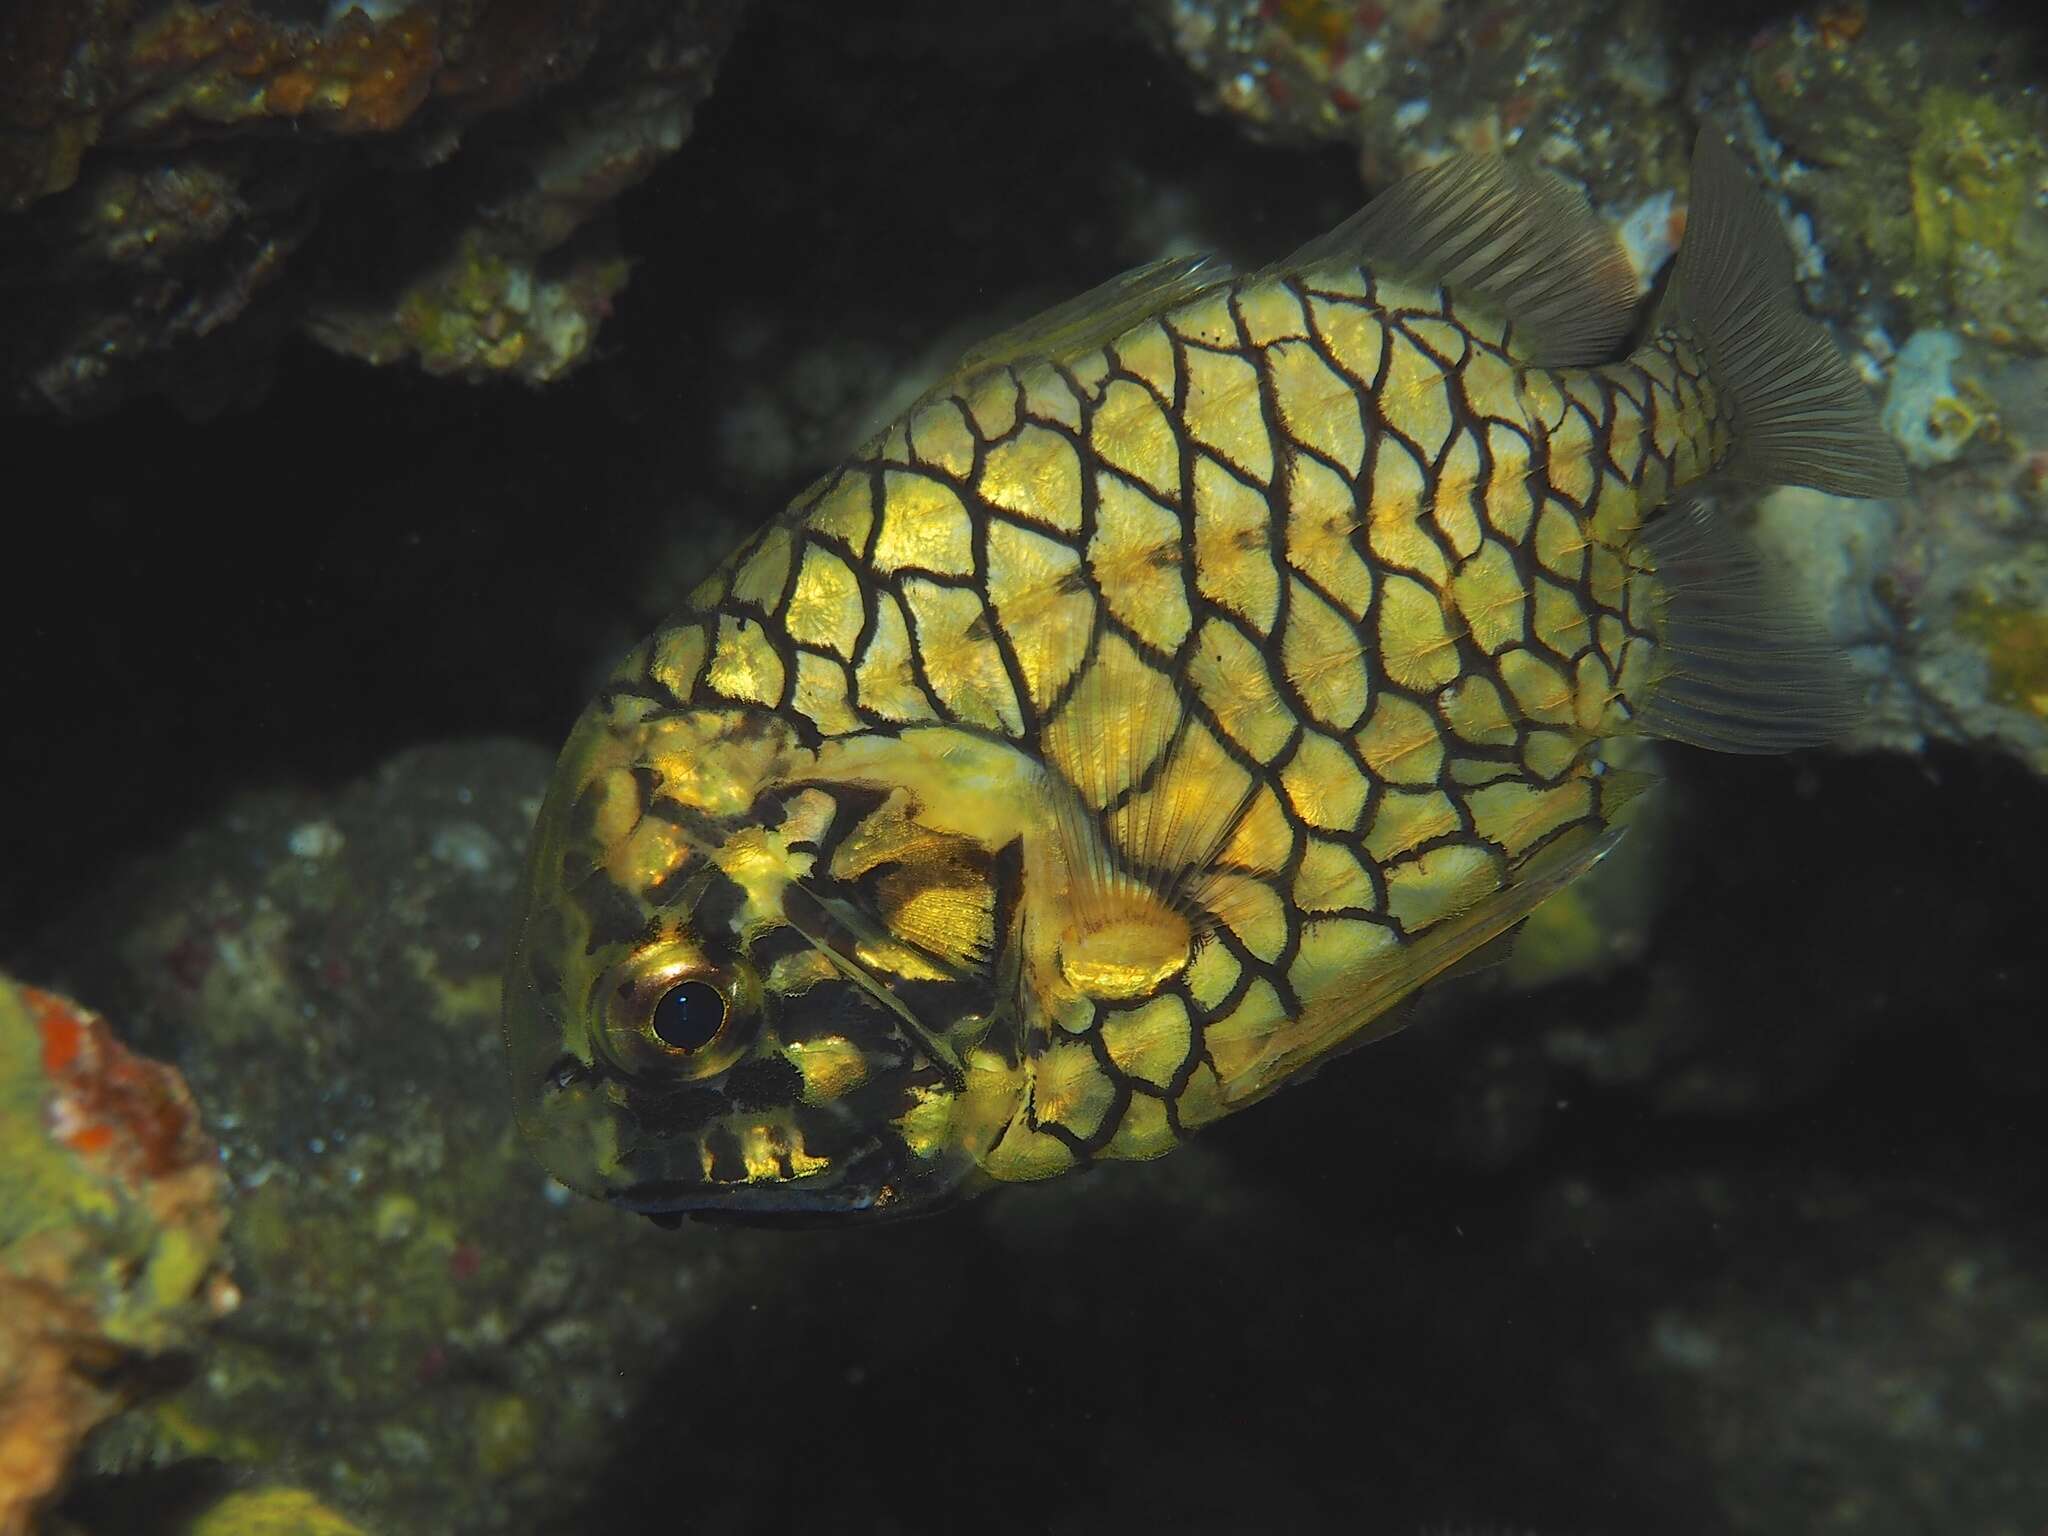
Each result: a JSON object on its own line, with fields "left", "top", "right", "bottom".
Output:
{"left": 596, "top": 947, "right": 760, "bottom": 1081}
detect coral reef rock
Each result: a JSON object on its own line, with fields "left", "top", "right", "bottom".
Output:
{"left": 184, "top": 1486, "right": 374, "bottom": 1536}
{"left": 33, "top": 743, "right": 776, "bottom": 1536}
{"left": 0, "top": 976, "right": 235, "bottom": 1536}
{"left": 0, "top": 0, "right": 746, "bottom": 414}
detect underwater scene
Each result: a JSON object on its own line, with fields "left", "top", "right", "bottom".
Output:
{"left": 3, "top": 1, "right": 2046, "bottom": 1532}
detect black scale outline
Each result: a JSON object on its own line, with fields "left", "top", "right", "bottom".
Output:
{"left": 608, "top": 263, "right": 1747, "bottom": 1159}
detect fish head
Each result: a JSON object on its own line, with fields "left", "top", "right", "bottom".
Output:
{"left": 503, "top": 691, "right": 1014, "bottom": 1226}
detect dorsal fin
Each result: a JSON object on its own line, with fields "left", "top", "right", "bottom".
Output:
{"left": 944, "top": 252, "right": 1236, "bottom": 385}
{"left": 1276, "top": 155, "right": 1638, "bottom": 367}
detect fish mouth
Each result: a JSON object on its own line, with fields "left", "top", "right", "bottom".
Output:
{"left": 611, "top": 1140, "right": 903, "bottom": 1224}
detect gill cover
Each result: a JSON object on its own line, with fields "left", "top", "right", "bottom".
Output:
{"left": 501, "top": 693, "right": 1011, "bottom": 1223}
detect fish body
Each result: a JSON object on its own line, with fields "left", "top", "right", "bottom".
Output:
{"left": 503, "top": 139, "right": 1905, "bottom": 1224}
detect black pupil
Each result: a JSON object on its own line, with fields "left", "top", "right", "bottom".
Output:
{"left": 651, "top": 980, "right": 726, "bottom": 1052}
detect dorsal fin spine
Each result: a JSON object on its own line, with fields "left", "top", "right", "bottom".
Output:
{"left": 1270, "top": 154, "right": 1640, "bottom": 367}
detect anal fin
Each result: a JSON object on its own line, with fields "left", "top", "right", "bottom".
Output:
{"left": 1223, "top": 824, "right": 1626, "bottom": 1106}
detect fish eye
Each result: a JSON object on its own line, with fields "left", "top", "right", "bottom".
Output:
{"left": 596, "top": 947, "right": 760, "bottom": 1082}
{"left": 650, "top": 978, "right": 728, "bottom": 1053}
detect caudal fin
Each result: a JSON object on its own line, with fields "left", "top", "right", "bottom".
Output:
{"left": 1633, "top": 492, "right": 1865, "bottom": 753}
{"left": 1657, "top": 137, "right": 1908, "bottom": 499}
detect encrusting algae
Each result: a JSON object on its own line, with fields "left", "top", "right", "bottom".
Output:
{"left": 0, "top": 975, "right": 235, "bottom": 1536}
{"left": 503, "top": 138, "right": 1906, "bottom": 1224}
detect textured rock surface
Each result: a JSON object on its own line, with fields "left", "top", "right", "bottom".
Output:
{"left": 183, "top": 1487, "right": 374, "bottom": 1536}
{"left": 1134, "top": 0, "right": 1694, "bottom": 203}
{"left": 0, "top": 977, "right": 235, "bottom": 1536}
{"left": 1634, "top": 1174, "right": 2048, "bottom": 1534}
{"left": 32, "top": 745, "right": 775, "bottom": 1536}
{"left": 0, "top": 0, "right": 745, "bottom": 413}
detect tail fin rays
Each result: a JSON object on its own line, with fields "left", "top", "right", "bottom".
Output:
{"left": 1657, "top": 137, "right": 1908, "bottom": 499}
{"left": 1634, "top": 493, "right": 1866, "bottom": 754}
